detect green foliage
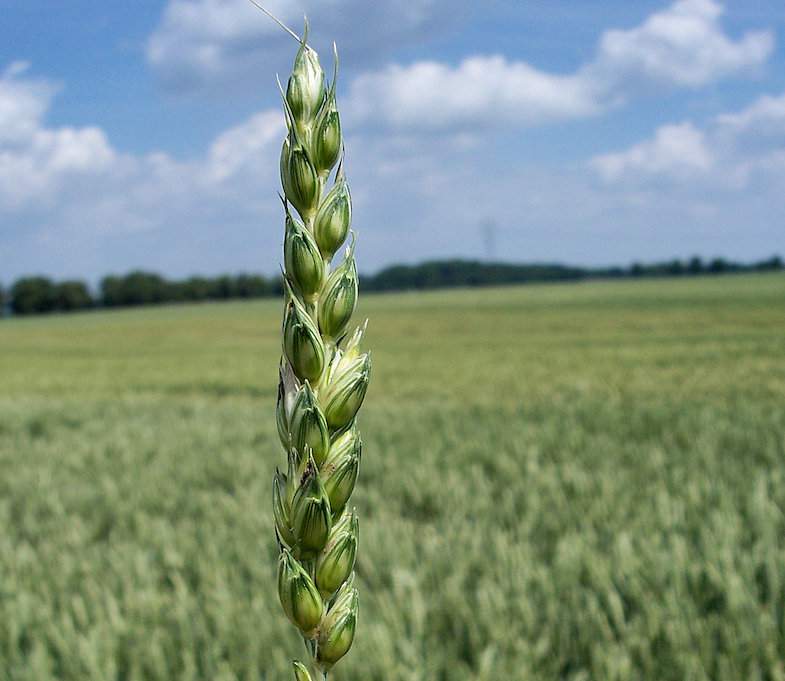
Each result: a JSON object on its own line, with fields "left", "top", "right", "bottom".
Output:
{"left": 0, "top": 274, "right": 784, "bottom": 680}
{"left": 100, "top": 272, "right": 275, "bottom": 308}
{"left": 54, "top": 280, "right": 93, "bottom": 311}
{"left": 101, "top": 271, "right": 171, "bottom": 307}
{"left": 10, "top": 276, "right": 58, "bottom": 314}
{"left": 9, "top": 278, "right": 92, "bottom": 315}
{"left": 362, "top": 260, "right": 585, "bottom": 291}
{"left": 361, "top": 254, "right": 784, "bottom": 292}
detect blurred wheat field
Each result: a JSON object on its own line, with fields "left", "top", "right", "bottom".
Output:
{"left": 1, "top": 273, "right": 784, "bottom": 681}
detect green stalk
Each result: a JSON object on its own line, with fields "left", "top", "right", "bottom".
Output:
{"left": 255, "top": 6, "right": 368, "bottom": 680}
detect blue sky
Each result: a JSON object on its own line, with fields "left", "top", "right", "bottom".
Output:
{"left": 1, "top": 0, "right": 784, "bottom": 282}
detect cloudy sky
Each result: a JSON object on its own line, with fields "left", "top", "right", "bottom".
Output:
{"left": 1, "top": 0, "right": 784, "bottom": 282}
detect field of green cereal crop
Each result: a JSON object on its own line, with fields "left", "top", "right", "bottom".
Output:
{"left": 1, "top": 273, "right": 784, "bottom": 681}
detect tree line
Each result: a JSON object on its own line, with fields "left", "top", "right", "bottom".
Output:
{"left": 1, "top": 272, "right": 281, "bottom": 316}
{"left": 1, "top": 255, "right": 782, "bottom": 316}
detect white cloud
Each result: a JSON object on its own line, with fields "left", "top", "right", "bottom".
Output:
{"left": 591, "top": 123, "right": 713, "bottom": 182}
{"left": 0, "top": 62, "right": 58, "bottom": 144}
{"left": 344, "top": 56, "right": 600, "bottom": 130}
{"left": 0, "top": 60, "right": 284, "bottom": 260}
{"left": 0, "top": 127, "right": 115, "bottom": 209}
{"left": 147, "top": 0, "right": 460, "bottom": 92}
{"left": 342, "top": 0, "right": 773, "bottom": 132}
{"left": 147, "top": 0, "right": 287, "bottom": 90}
{"left": 0, "top": 65, "right": 116, "bottom": 209}
{"left": 0, "top": 62, "right": 291, "bottom": 285}
{"left": 0, "top": 61, "right": 288, "bottom": 213}
{"left": 205, "top": 110, "right": 284, "bottom": 183}
{"left": 590, "top": 90, "right": 785, "bottom": 189}
{"left": 593, "top": 0, "right": 773, "bottom": 87}
{"left": 147, "top": 0, "right": 774, "bottom": 134}
{"left": 715, "top": 92, "right": 785, "bottom": 135}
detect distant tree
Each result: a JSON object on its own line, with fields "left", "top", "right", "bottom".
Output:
{"left": 665, "top": 259, "right": 684, "bottom": 276}
{"left": 235, "top": 274, "right": 270, "bottom": 298}
{"left": 687, "top": 256, "right": 703, "bottom": 275}
{"left": 708, "top": 258, "right": 728, "bottom": 274}
{"left": 270, "top": 275, "right": 285, "bottom": 297}
{"left": 211, "top": 275, "right": 237, "bottom": 299}
{"left": 182, "top": 276, "right": 211, "bottom": 301}
{"left": 165, "top": 280, "right": 187, "bottom": 302}
{"left": 754, "top": 255, "right": 783, "bottom": 271}
{"left": 363, "top": 259, "right": 585, "bottom": 291}
{"left": 129, "top": 271, "right": 167, "bottom": 304}
{"left": 99, "top": 271, "right": 277, "bottom": 307}
{"left": 54, "top": 280, "right": 93, "bottom": 311}
{"left": 100, "top": 275, "right": 122, "bottom": 307}
{"left": 11, "top": 277, "right": 57, "bottom": 315}
{"left": 594, "top": 266, "right": 625, "bottom": 279}
{"left": 101, "top": 271, "right": 169, "bottom": 307}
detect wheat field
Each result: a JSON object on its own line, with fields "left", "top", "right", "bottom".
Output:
{"left": 1, "top": 273, "right": 784, "bottom": 680}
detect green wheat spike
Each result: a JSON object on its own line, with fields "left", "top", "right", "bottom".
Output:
{"left": 250, "top": 5, "right": 368, "bottom": 679}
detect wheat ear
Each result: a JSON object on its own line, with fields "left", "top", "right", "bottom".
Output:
{"left": 265, "top": 14, "right": 369, "bottom": 681}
